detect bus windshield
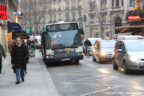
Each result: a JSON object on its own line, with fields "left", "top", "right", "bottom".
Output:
{"left": 46, "top": 23, "right": 78, "bottom": 32}
{"left": 45, "top": 30, "right": 82, "bottom": 49}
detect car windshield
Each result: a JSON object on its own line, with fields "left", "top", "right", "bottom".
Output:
{"left": 45, "top": 30, "right": 82, "bottom": 49}
{"left": 125, "top": 40, "right": 144, "bottom": 51}
{"left": 89, "top": 40, "right": 96, "bottom": 45}
{"left": 101, "top": 40, "right": 116, "bottom": 48}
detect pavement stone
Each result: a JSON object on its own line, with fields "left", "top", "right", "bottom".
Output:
{"left": 0, "top": 52, "right": 59, "bottom": 96}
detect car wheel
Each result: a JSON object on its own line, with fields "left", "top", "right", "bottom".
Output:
{"left": 113, "top": 60, "right": 118, "bottom": 70}
{"left": 124, "top": 62, "right": 130, "bottom": 74}
{"left": 99, "top": 59, "right": 103, "bottom": 64}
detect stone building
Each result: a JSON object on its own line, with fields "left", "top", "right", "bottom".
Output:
{"left": 19, "top": 0, "right": 137, "bottom": 38}
{"left": 85, "top": 0, "right": 136, "bottom": 38}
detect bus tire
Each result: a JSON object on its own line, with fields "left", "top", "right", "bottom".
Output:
{"left": 75, "top": 60, "right": 79, "bottom": 64}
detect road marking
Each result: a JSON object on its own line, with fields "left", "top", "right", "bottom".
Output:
{"left": 80, "top": 86, "right": 120, "bottom": 96}
{"left": 98, "top": 68, "right": 111, "bottom": 74}
{"left": 62, "top": 75, "right": 105, "bottom": 84}
{"left": 57, "top": 69, "right": 91, "bottom": 76}
{"left": 58, "top": 73, "right": 90, "bottom": 76}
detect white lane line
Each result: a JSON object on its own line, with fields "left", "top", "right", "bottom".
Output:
{"left": 80, "top": 86, "right": 120, "bottom": 96}
{"left": 58, "top": 73, "right": 90, "bottom": 76}
{"left": 98, "top": 68, "right": 110, "bottom": 74}
{"left": 63, "top": 75, "right": 105, "bottom": 84}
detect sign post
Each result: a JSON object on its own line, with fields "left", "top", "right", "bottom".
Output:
{"left": 25, "top": 27, "right": 31, "bottom": 35}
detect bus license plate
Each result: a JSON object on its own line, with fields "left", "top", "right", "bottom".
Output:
{"left": 61, "top": 58, "right": 70, "bottom": 61}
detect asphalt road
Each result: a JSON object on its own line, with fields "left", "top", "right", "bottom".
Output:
{"left": 46, "top": 56, "right": 144, "bottom": 96}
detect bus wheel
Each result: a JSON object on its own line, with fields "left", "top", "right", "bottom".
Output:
{"left": 75, "top": 60, "right": 79, "bottom": 64}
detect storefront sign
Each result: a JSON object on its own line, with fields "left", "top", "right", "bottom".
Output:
{"left": 12, "top": 32, "right": 28, "bottom": 39}
{"left": 0, "top": 5, "right": 7, "bottom": 19}
{"left": 128, "top": 16, "right": 141, "bottom": 21}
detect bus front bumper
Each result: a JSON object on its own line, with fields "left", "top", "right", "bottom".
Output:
{"left": 45, "top": 53, "right": 83, "bottom": 62}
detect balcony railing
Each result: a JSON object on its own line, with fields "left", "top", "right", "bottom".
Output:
{"left": 100, "top": 8, "right": 107, "bottom": 13}
{"left": 110, "top": 6, "right": 124, "bottom": 11}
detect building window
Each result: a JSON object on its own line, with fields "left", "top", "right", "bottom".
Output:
{"left": 65, "top": 13, "right": 69, "bottom": 21}
{"left": 96, "top": 33, "right": 98, "bottom": 38}
{"left": 90, "top": 2, "right": 95, "bottom": 11}
{"left": 112, "top": 0, "right": 114, "bottom": 7}
{"left": 78, "top": 0, "right": 82, "bottom": 9}
{"left": 129, "top": 0, "right": 135, "bottom": 7}
{"left": 89, "top": 14, "right": 95, "bottom": 24}
{"left": 106, "top": 32, "right": 109, "bottom": 37}
{"left": 116, "top": 0, "right": 119, "bottom": 7}
{"left": 101, "top": 0, "right": 107, "bottom": 9}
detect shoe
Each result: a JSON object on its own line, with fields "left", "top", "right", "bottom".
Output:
{"left": 22, "top": 79, "right": 24, "bottom": 82}
{"left": 15, "top": 82, "right": 20, "bottom": 84}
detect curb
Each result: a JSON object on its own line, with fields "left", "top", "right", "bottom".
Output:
{"left": 40, "top": 60, "right": 59, "bottom": 96}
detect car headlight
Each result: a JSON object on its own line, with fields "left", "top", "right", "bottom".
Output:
{"left": 100, "top": 51, "right": 106, "bottom": 56}
{"left": 129, "top": 57, "right": 139, "bottom": 63}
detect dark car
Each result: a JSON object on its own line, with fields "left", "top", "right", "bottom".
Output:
{"left": 92, "top": 40, "right": 116, "bottom": 63}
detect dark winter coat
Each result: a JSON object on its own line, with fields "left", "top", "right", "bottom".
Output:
{"left": 0, "top": 44, "right": 6, "bottom": 58}
{"left": 84, "top": 40, "right": 92, "bottom": 46}
{"left": 12, "top": 44, "right": 29, "bottom": 69}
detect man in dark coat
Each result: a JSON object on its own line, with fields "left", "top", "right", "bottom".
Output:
{"left": 0, "top": 44, "right": 6, "bottom": 73}
{"left": 84, "top": 38, "right": 92, "bottom": 55}
{"left": 12, "top": 37, "right": 29, "bottom": 84}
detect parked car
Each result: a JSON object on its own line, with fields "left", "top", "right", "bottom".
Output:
{"left": 116, "top": 35, "right": 144, "bottom": 41}
{"left": 83, "top": 38, "right": 101, "bottom": 55}
{"left": 92, "top": 40, "right": 116, "bottom": 63}
{"left": 113, "top": 39, "right": 144, "bottom": 74}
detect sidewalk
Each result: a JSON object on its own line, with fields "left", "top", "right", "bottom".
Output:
{"left": 0, "top": 52, "right": 59, "bottom": 96}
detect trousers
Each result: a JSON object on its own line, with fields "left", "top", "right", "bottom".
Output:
{"left": 15, "top": 68, "right": 25, "bottom": 82}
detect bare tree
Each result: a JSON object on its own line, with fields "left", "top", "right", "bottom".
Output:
{"left": 20, "top": 0, "right": 49, "bottom": 35}
{"left": 95, "top": 1, "right": 105, "bottom": 39}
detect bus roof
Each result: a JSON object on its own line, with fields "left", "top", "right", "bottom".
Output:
{"left": 45, "top": 22, "right": 79, "bottom": 27}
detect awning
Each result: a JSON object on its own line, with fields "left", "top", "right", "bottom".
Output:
{"left": 8, "top": 21, "right": 22, "bottom": 32}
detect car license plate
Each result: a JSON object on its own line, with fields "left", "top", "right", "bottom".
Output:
{"left": 61, "top": 58, "right": 70, "bottom": 61}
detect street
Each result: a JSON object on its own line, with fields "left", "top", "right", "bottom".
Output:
{"left": 1, "top": 51, "right": 144, "bottom": 96}
{"left": 46, "top": 56, "right": 144, "bottom": 96}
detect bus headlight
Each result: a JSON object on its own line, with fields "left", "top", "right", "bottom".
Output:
{"left": 46, "top": 50, "right": 54, "bottom": 55}
{"left": 46, "top": 55, "right": 53, "bottom": 59}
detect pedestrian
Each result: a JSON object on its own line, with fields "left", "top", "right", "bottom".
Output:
{"left": 84, "top": 38, "right": 92, "bottom": 55}
{"left": 0, "top": 44, "right": 6, "bottom": 73}
{"left": 11, "top": 37, "right": 29, "bottom": 84}
{"left": 10, "top": 40, "right": 16, "bottom": 73}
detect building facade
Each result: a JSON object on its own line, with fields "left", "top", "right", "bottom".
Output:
{"left": 85, "top": 0, "right": 136, "bottom": 38}
{"left": 0, "top": 0, "right": 18, "bottom": 50}
{"left": 19, "top": 0, "right": 137, "bottom": 38}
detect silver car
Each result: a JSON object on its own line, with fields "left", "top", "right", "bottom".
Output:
{"left": 113, "top": 40, "right": 144, "bottom": 74}
{"left": 92, "top": 40, "right": 116, "bottom": 63}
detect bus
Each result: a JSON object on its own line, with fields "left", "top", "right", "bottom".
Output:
{"left": 41, "top": 22, "right": 84, "bottom": 65}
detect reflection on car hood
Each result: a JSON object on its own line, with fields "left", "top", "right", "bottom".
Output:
{"left": 128, "top": 51, "right": 144, "bottom": 59}
{"left": 101, "top": 48, "right": 114, "bottom": 54}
